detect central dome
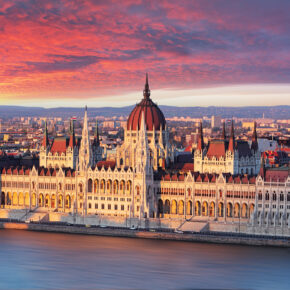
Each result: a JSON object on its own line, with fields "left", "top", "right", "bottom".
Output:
{"left": 127, "top": 74, "right": 166, "bottom": 131}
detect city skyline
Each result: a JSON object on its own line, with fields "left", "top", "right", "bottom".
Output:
{"left": 1, "top": 0, "right": 290, "bottom": 107}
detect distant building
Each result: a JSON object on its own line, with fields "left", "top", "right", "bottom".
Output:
{"left": 211, "top": 115, "right": 222, "bottom": 128}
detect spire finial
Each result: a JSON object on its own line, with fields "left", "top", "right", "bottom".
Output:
{"left": 143, "top": 73, "right": 150, "bottom": 99}
{"left": 222, "top": 121, "right": 226, "bottom": 139}
{"left": 197, "top": 121, "right": 204, "bottom": 151}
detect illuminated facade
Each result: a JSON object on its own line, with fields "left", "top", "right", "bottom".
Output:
{"left": 0, "top": 76, "right": 289, "bottom": 235}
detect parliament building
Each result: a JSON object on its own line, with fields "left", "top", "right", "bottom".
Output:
{"left": 0, "top": 76, "right": 289, "bottom": 236}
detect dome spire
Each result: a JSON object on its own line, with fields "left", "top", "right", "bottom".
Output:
{"left": 143, "top": 73, "right": 150, "bottom": 99}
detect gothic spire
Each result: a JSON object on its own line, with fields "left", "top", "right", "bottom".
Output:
{"left": 251, "top": 121, "right": 258, "bottom": 151}
{"left": 42, "top": 120, "right": 49, "bottom": 148}
{"left": 93, "top": 119, "right": 100, "bottom": 146}
{"left": 143, "top": 73, "right": 151, "bottom": 99}
{"left": 228, "top": 120, "right": 235, "bottom": 152}
{"left": 221, "top": 121, "right": 226, "bottom": 140}
{"left": 69, "top": 118, "right": 75, "bottom": 148}
{"left": 78, "top": 106, "right": 91, "bottom": 171}
{"left": 197, "top": 121, "right": 204, "bottom": 151}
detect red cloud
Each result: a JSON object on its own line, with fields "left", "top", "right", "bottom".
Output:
{"left": 0, "top": 0, "right": 290, "bottom": 101}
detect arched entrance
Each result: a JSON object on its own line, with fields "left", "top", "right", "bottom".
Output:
{"left": 65, "top": 195, "right": 71, "bottom": 209}
{"left": 209, "top": 202, "right": 215, "bottom": 217}
{"left": 195, "top": 201, "right": 201, "bottom": 216}
{"left": 45, "top": 194, "right": 50, "bottom": 208}
{"left": 202, "top": 201, "right": 208, "bottom": 216}
{"left": 158, "top": 199, "right": 163, "bottom": 217}
{"left": 242, "top": 203, "right": 248, "bottom": 218}
{"left": 234, "top": 203, "right": 240, "bottom": 218}
{"left": 38, "top": 194, "right": 44, "bottom": 207}
{"left": 164, "top": 200, "right": 170, "bottom": 214}
{"left": 218, "top": 202, "right": 224, "bottom": 217}
{"left": 24, "top": 193, "right": 30, "bottom": 207}
{"left": 227, "top": 203, "right": 233, "bottom": 217}
{"left": 0, "top": 192, "right": 5, "bottom": 208}
{"left": 178, "top": 200, "right": 184, "bottom": 215}
{"left": 51, "top": 194, "right": 56, "bottom": 208}
{"left": 171, "top": 200, "right": 177, "bottom": 214}
{"left": 186, "top": 200, "right": 192, "bottom": 215}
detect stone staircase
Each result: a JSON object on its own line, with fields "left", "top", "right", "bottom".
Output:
{"left": 21, "top": 207, "right": 49, "bottom": 223}
{"left": 176, "top": 217, "right": 209, "bottom": 233}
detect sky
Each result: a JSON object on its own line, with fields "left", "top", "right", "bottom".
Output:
{"left": 0, "top": 0, "right": 290, "bottom": 108}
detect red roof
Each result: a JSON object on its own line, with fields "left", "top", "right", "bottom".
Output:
{"left": 127, "top": 98, "right": 166, "bottom": 131}
{"left": 207, "top": 141, "right": 226, "bottom": 158}
{"left": 50, "top": 138, "right": 68, "bottom": 154}
{"left": 96, "top": 160, "right": 116, "bottom": 169}
{"left": 265, "top": 169, "right": 289, "bottom": 182}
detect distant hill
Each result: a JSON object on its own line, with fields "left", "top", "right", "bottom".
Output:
{"left": 0, "top": 105, "right": 289, "bottom": 119}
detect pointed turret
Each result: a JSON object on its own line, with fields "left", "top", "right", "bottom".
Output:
{"left": 143, "top": 73, "right": 150, "bottom": 99}
{"left": 69, "top": 118, "right": 76, "bottom": 148}
{"left": 197, "top": 121, "right": 204, "bottom": 151}
{"left": 42, "top": 120, "right": 49, "bottom": 148}
{"left": 78, "top": 106, "right": 91, "bottom": 171}
{"left": 221, "top": 121, "right": 226, "bottom": 140}
{"left": 228, "top": 120, "right": 235, "bottom": 152}
{"left": 251, "top": 121, "right": 258, "bottom": 151}
{"left": 92, "top": 119, "right": 100, "bottom": 147}
{"left": 259, "top": 156, "right": 265, "bottom": 178}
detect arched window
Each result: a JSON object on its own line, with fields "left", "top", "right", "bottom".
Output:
{"left": 171, "top": 200, "right": 177, "bottom": 214}
{"left": 164, "top": 200, "right": 170, "bottom": 214}
{"left": 88, "top": 179, "right": 93, "bottom": 193}
{"left": 194, "top": 201, "right": 201, "bottom": 216}
{"left": 280, "top": 194, "right": 284, "bottom": 202}
{"left": 227, "top": 203, "right": 233, "bottom": 217}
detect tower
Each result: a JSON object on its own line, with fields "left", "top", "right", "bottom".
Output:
{"left": 251, "top": 121, "right": 258, "bottom": 152}
{"left": 228, "top": 120, "right": 235, "bottom": 152}
{"left": 78, "top": 106, "right": 92, "bottom": 172}
{"left": 92, "top": 119, "right": 103, "bottom": 164}
{"left": 221, "top": 121, "right": 226, "bottom": 140}
{"left": 39, "top": 120, "right": 49, "bottom": 168}
{"left": 197, "top": 121, "right": 204, "bottom": 151}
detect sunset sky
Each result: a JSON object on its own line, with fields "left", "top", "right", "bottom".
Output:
{"left": 0, "top": 0, "right": 290, "bottom": 108}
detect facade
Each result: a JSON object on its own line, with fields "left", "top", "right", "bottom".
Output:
{"left": 194, "top": 121, "right": 261, "bottom": 175}
{"left": 0, "top": 76, "right": 289, "bottom": 235}
{"left": 116, "top": 74, "right": 174, "bottom": 170}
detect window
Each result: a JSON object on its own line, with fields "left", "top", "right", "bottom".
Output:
{"left": 121, "top": 205, "right": 124, "bottom": 211}
{"left": 101, "top": 204, "right": 104, "bottom": 209}
{"left": 114, "top": 205, "right": 118, "bottom": 210}
{"left": 95, "top": 204, "right": 98, "bottom": 209}
{"left": 88, "top": 203, "right": 91, "bottom": 209}
{"left": 280, "top": 194, "right": 284, "bottom": 202}
{"left": 108, "top": 204, "right": 111, "bottom": 210}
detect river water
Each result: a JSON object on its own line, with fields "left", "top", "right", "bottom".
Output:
{"left": 0, "top": 230, "right": 289, "bottom": 290}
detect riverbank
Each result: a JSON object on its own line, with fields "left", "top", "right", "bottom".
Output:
{"left": 0, "top": 221, "right": 289, "bottom": 247}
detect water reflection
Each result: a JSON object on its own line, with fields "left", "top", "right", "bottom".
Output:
{"left": 0, "top": 229, "right": 289, "bottom": 289}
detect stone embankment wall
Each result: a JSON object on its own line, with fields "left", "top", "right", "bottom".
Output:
{"left": 0, "top": 222, "right": 289, "bottom": 248}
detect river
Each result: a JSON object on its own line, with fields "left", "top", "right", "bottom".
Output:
{"left": 0, "top": 229, "right": 289, "bottom": 289}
